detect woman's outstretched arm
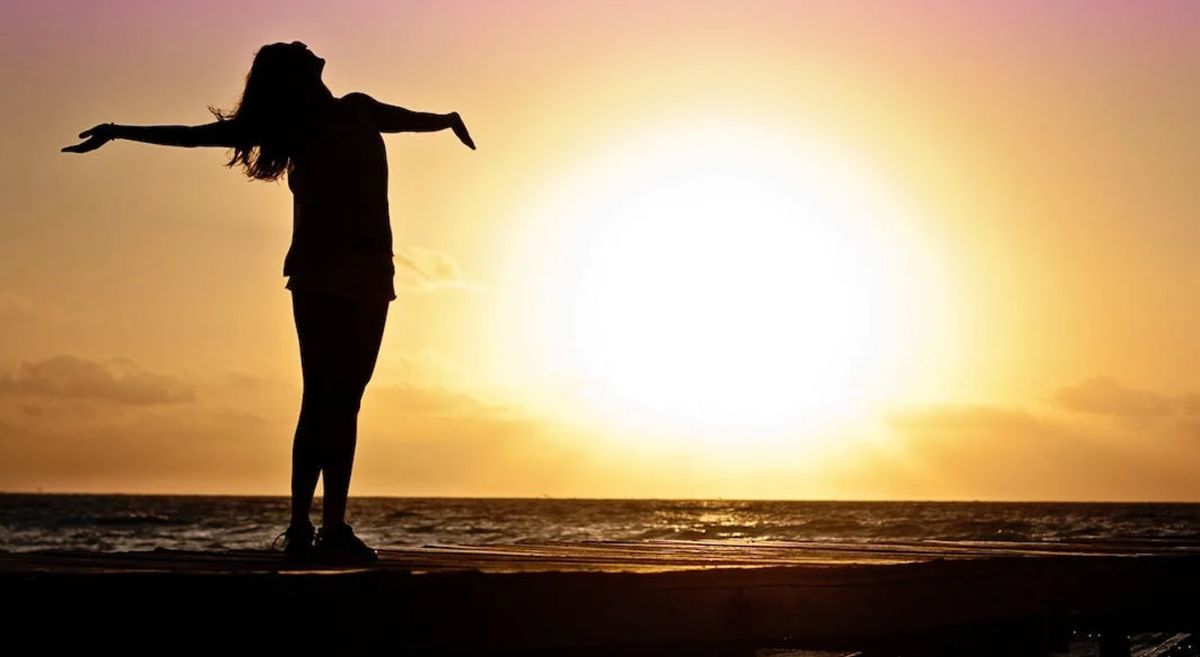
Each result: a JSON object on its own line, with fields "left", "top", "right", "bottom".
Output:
{"left": 62, "top": 119, "right": 246, "bottom": 153}
{"left": 346, "top": 92, "right": 475, "bottom": 150}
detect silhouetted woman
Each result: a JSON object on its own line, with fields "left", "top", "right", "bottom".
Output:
{"left": 62, "top": 41, "right": 475, "bottom": 564}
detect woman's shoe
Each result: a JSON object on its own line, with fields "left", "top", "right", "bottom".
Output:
{"left": 271, "top": 521, "right": 316, "bottom": 562}
{"left": 313, "top": 523, "right": 379, "bottom": 564}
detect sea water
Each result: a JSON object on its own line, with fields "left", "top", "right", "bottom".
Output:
{"left": 2, "top": 494, "right": 1198, "bottom": 552}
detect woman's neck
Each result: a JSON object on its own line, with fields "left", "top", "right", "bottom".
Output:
{"left": 315, "top": 82, "right": 335, "bottom": 105}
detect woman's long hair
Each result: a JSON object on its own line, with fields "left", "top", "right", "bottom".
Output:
{"left": 209, "top": 42, "right": 326, "bottom": 182}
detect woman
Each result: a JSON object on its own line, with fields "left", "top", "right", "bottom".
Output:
{"left": 62, "top": 41, "right": 475, "bottom": 564}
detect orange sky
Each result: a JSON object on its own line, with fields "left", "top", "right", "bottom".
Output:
{"left": 2, "top": 0, "right": 1200, "bottom": 499}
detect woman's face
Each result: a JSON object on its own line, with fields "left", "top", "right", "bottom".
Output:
{"left": 288, "top": 41, "right": 325, "bottom": 79}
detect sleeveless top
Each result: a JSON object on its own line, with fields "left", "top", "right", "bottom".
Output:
{"left": 283, "top": 94, "right": 397, "bottom": 302}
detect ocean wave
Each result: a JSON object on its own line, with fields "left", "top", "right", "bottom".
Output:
{"left": 3, "top": 495, "right": 1199, "bottom": 553}
{"left": 91, "top": 513, "right": 182, "bottom": 526}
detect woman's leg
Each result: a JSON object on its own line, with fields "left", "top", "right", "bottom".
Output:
{"left": 289, "top": 287, "right": 391, "bottom": 530}
{"left": 289, "top": 289, "right": 334, "bottom": 527}
{"left": 289, "top": 389, "right": 325, "bottom": 527}
{"left": 317, "top": 294, "right": 389, "bottom": 529}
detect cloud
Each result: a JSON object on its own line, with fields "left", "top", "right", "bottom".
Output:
{"left": 875, "top": 400, "right": 1195, "bottom": 499}
{"left": 369, "top": 381, "right": 524, "bottom": 420}
{"left": 884, "top": 402, "right": 1048, "bottom": 434}
{"left": 1180, "top": 393, "right": 1200, "bottom": 415}
{"left": 0, "top": 290, "right": 36, "bottom": 318}
{"left": 1053, "top": 376, "right": 1178, "bottom": 418}
{"left": 347, "top": 379, "right": 611, "bottom": 494}
{"left": 393, "top": 246, "right": 483, "bottom": 294}
{"left": 0, "top": 288, "right": 74, "bottom": 325}
{"left": 0, "top": 355, "right": 194, "bottom": 405}
{"left": 0, "top": 358, "right": 602, "bottom": 495}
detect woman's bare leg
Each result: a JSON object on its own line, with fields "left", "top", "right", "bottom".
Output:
{"left": 318, "top": 388, "right": 363, "bottom": 529}
{"left": 290, "top": 288, "right": 340, "bottom": 528}
{"left": 292, "top": 290, "right": 386, "bottom": 532}
{"left": 289, "top": 389, "right": 324, "bottom": 527}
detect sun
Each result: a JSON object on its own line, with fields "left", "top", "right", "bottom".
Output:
{"left": 503, "top": 118, "right": 943, "bottom": 438}
{"left": 568, "top": 181, "right": 875, "bottom": 424}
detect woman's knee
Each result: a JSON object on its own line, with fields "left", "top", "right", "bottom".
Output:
{"left": 302, "top": 381, "right": 365, "bottom": 415}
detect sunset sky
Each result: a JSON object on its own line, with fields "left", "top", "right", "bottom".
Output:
{"left": 3, "top": 0, "right": 1200, "bottom": 500}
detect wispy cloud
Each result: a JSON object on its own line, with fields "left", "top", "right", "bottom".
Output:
{"left": 1053, "top": 376, "right": 1177, "bottom": 418}
{"left": 0, "top": 355, "right": 194, "bottom": 405}
{"left": 0, "top": 290, "right": 36, "bottom": 318}
{"left": 877, "top": 398, "right": 1198, "bottom": 500}
{"left": 884, "top": 402, "right": 1049, "bottom": 433}
{"left": 394, "top": 246, "right": 483, "bottom": 294}
{"left": 0, "top": 288, "right": 75, "bottom": 324}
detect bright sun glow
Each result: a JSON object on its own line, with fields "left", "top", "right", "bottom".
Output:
{"left": 506, "top": 117, "right": 944, "bottom": 440}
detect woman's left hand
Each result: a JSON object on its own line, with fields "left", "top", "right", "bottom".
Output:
{"left": 450, "top": 112, "right": 475, "bottom": 151}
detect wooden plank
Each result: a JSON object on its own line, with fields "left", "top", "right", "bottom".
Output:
{"left": 2, "top": 540, "right": 1197, "bottom": 654}
{"left": 9, "top": 537, "right": 1197, "bottom": 574}
{"left": 1135, "top": 633, "right": 1193, "bottom": 657}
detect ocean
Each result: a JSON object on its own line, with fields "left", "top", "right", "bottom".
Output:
{"left": 3, "top": 494, "right": 1199, "bottom": 553}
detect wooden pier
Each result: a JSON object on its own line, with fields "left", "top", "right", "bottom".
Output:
{"left": 3, "top": 539, "right": 1198, "bottom": 655}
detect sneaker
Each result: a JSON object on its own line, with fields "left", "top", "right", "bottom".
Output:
{"left": 271, "top": 521, "right": 316, "bottom": 562}
{"left": 313, "top": 523, "right": 379, "bottom": 564}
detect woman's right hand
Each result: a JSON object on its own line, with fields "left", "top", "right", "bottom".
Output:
{"left": 61, "top": 123, "right": 119, "bottom": 153}
{"left": 450, "top": 112, "right": 475, "bottom": 151}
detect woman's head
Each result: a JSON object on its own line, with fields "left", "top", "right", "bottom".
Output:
{"left": 210, "top": 41, "right": 331, "bottom": 182}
